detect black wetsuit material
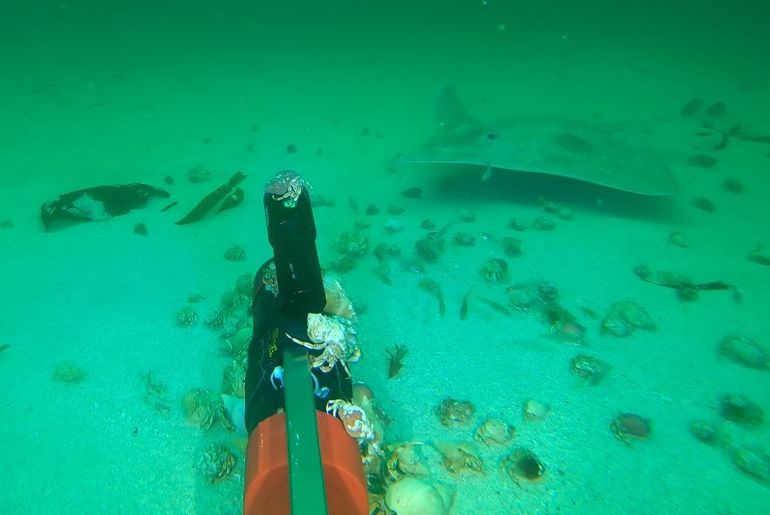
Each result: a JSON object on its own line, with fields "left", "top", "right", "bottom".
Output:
{"left": 244, "top": 260, "right": 353, "bottom": 433}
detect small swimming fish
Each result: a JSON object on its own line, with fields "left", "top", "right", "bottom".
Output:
{"left": 386, "top": 344, "right": 409, "bottom": 379}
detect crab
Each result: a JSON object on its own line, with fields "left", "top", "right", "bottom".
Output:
{"left": 435, "top": 398, "right": 475, "bottom": 427}
{"left": 182, "top": 388, "right": 224, "bottom": 429}
{"left": 266, "top": 171, "right": 307, "bottom": 206}
{"left": 368, "top": 494, "right": 394, "bottom": 515}
{"left": 610, "top": 413, "right": 651, "bottom": 444}
{"left": 326, "top": 399, "right": 375, "bottom": 442}
{"left": 286, "top": 313, "right": 360, "bottom": 375}
{"left": 432, "top": 440, "right": 484, "bottom": 475}
{"left": 570, "top": 354, "right": 611, "bottom": 385}
{"left": 198, "top": 444, "right": 238, "bottom": 484}
{"left": 385, "top": 442, "right": 429, "bottom": 482}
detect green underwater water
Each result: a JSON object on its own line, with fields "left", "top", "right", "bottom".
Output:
{"left": 1, "top": 1, "right": 770, "bottom": 513}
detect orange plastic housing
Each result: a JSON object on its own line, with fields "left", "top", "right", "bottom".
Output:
{"left": 244, "top": 411, "right": 368, "bottom": 515}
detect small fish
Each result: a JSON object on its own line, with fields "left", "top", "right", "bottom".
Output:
{"left": 0, "top": 343, "right": 10, "bottom": 353}
{"left": 418, "top": 278, "right": 446, "bottom": 317}
{"left": 386, "top": 344, "right": 409, "bottom": 379}
{"left": 459, "top": 289, "right": 472, "bottom": 320}
{"left": 476, "top": 296, "right": 512, "bottom": 316}
{"left": 347, "top": 196, "right": 359, "bottom": 213}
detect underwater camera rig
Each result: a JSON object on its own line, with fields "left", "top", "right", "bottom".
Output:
{"left": 243, "top": 171, "right": 368, "bottom": 515}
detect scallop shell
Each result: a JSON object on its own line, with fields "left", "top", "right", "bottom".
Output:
{"left": 323, "top": 275, "right": 356, "bottom": 319}
{"left": 601, "top": 300, "right": 656, "bottom": 336}
{"left": 221, "top": 394, "right": 246, "bottom": 434}
{"left": 474, "top": 418, "right": 515, "bottom": 446}
{"left": 386, "top": 442, "right": 429, "bottom": 482}
{"left": 613, "top": 300, "right": 656, "bottom": 331}
{"left": 385, "top": 477, "right": 455, "bottom": 515}
{"left": 523, "top": 399, "right": 550, "bottom": 422}
{"left": 222, "top": 356, "right": 247, "bottom": 397}
{"left": 220, "top": 327, "right": 252, "bottom": 355}
{"left": 501, "top": 447, "right": 546, "bottom": 483}
{"left": 730, "top": 445, "right": 770, "bottom": 484}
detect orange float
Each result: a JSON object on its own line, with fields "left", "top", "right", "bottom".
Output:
{"left": 244, "top": 411, "right": 368, "bottom": 515}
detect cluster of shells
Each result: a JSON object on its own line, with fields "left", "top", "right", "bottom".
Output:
{"left": 172, "top": 273, "right": 256, "bottom": 485}
{"left": 684, "top": 335, "right": 770, "bottom": 485}
{"left": 369, "top": 396, "right": 552, "bottom": 515}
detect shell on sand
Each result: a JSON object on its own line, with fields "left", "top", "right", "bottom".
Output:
{"left": 220, "top": 327, "right": 252, "bottom": 355}
{"left": 386, "top": 442, "right": 430, "bottom": 482}
{"left": 602, "top": 300, "right": 656, "bottom": 335}
{"left": 221, "top": 394, "right": 246, "bottom": 434}
{"left": 523, "top": 399, "right": 550, "bottom": 422}
{"left": 323, "top": 275, "right": 356, "bottom": 319}
{"left": 719, "top": 334, "right": 769, "bottom": 370}
{"left": 474, "top": 418, "right": 515, "bottom": 447}
{"left": 385, "top": 476, "right": 455, "bottom": 515}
